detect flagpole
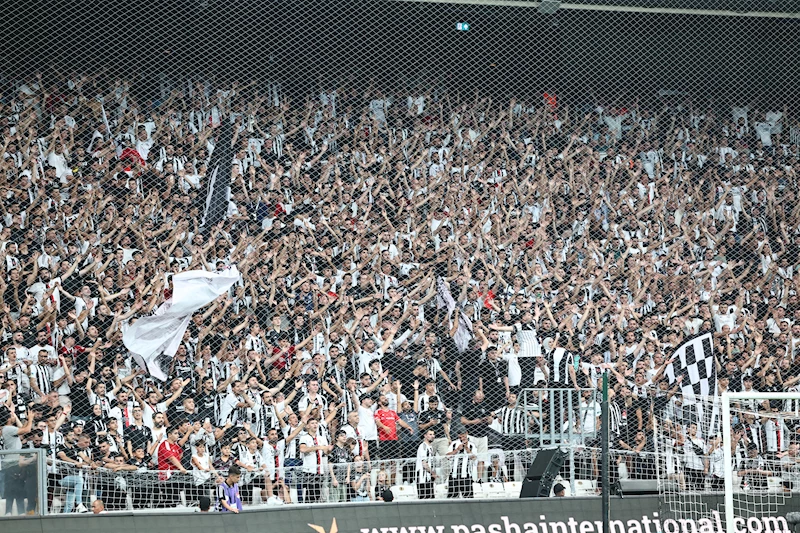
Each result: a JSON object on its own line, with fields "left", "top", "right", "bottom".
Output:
{"left": 601, "top": 370, "right": 610, "bottom": 533}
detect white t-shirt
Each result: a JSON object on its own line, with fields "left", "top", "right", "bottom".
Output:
{"left": 299, "top": 431, "right": 329, "bottom": 474}
{"left": 385, "top": 392, "right": 407, "bottom": 413}
{"left": 579, "top": 400, "right": 602, "bottom": 434}
{"left": 27, "top": 277, "right": 62, "bottom": 312}
{"left": 357, "top": 405, "right": 378, "bottom": 441}
{"left": 297, "top": 393, "right": 327, "bottom": 413}
{"left": 142, "top": 401, "right": 168, "bottom": 430}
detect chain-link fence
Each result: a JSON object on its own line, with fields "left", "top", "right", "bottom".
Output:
{"left": 2, "top": 0, "right": 800, "bottom": 518}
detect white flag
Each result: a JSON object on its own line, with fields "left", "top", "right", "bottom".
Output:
{"left": 124, "top": 266, "right": 240, "bottom": 381}
{"left": 436, "top": 276, "right": 473, "bottom": 353}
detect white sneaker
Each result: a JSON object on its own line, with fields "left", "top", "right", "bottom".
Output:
{"left": 76, "top": 503, "right": 88, "bottom": 513}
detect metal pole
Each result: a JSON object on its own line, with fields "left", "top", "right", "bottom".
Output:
{"left": 601, "top": 372, "right": 610, "bottom": 533}
{"left": 37, "top": 448, "right": 47, "bottom": 516}
{"left": 721, "top": 392, "right": 734, "bottom": 533}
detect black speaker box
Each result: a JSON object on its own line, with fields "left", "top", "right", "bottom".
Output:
{"left": 519, "top": 448, "right": 567, "bottom": 498}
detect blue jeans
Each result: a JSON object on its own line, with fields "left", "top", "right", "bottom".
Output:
{"left": 284, "top": 458, "right": 303, "bottom": 502}
{"left": 60, "top": 475, "right": 83, "bottom": 513}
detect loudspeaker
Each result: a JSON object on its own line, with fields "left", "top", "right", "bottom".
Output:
{"left": 618, "top": 479, "right": 660, "bottom": 495}
{"left": 519, "top": 449, "right": 567, "bottom": 498}
{"left": 537, "top": 0, "right": 561, "bottom": 14}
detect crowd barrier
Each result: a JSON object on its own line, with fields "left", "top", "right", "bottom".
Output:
{"left": 3, "top": 443, "right": 797, "bottom": 516}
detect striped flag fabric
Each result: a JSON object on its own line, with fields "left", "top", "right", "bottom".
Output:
{"left": 201, "top": 121, "right": 235, "bottom": 229}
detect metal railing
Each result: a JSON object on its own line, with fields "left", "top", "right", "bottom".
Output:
{"left": 41, "top": 450, "right": 539, "bottom": 511}
{"left": 520, "top": 388, "right": 600, "bottom": 446}
{"left": 3, "top": 443, "right": 797, "bottom": 515}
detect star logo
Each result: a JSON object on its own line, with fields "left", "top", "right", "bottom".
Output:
{"left": 308, "top": 518, "right": 338, "bottom": 533}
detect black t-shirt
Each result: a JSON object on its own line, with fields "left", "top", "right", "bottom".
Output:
{"left": 195, "top": 389, "right": 218, "bottom": 422}
{"left": 57, "top": 442, "right": 80, "bottom": 463}
{"left": 328, "top": 444, "right": 353, "bottom": 478}
{"left": 418, "top": 409, "right": 446, "bottom": 439}
{"left": 4, "top": 282, "right": 27, "bottom": 312}
{"left": 128, "top": 457, "right": 149, "bottom": 469}
{"left": 69, "top": 381, "right": 93, "bottom": 418}
{"left": 384, "top": 355, "right": 414, "bottom": 385}
{"left": 181, "top": 437, "right": 193, "bottom": 469}
{"left": 479, "top": 359, "right": 507, "bottom": 393}
{"left": 125, "top": 424, "right": 153, "bottom": 453}
{"left": 461, "top": 402, "right": 492, "bottom": 438}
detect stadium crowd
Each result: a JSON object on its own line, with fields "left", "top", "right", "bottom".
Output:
{"left": 1, "top": 72, "right": 800, "bottom": 512}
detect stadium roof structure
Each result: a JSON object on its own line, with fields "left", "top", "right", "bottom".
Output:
{"left": 391, "top": 0, "right": 800, "bottom": 17}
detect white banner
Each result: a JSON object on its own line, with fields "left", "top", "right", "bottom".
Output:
{"left": 124, "top": 266, "right": 240, "bottom": 381}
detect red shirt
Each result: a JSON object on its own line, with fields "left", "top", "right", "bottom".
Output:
{"left": 271, "top": 345, "right": 295, "bottom": 369}
{"left": 59, "top": 345, "right": 86, "bottom": 367}
{"left": 374, "top": 408, "right": 400, "bottom": 441}
{"left": 157, "top": 440, "right": 183, "bottom": 481}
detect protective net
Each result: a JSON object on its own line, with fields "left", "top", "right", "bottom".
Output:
{"left": 656, "top": 393, "right": 800, "bottom": 524}
{"left": 3, "top": 0, "right": 800, "bottom": 515}
{"left": 655, "top": 394, "right": 725, "bottom": 522}
{"left": 723, "top": 396, "right": 800, "bottom": 527}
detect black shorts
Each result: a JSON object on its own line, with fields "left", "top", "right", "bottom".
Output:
{"left": 417, "top": 481, "right": 435, "bottom": 499}
{"left": 447, "top": 477, "right": 473, "bottom": 498}
{"left": 379, "top": 440, "right": 401, "bottom": 460}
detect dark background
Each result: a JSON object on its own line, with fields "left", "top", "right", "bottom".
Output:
{"left": 3, "top": 0, "right": 799, "bottom": 107}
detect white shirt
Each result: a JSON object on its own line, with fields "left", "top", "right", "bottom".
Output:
{"left": 683, "top": 436, "right": 706, "bottom": 471}
{"left": 299, "top": 431, "right": 329, "bottom": 474}
{"left": 357, "top": 405, "right": 378, "bottom": 441}
{"left": 220, "top": 392, "right": 243, "bottom": 425}
{"left": 385, "top": 392, "right": 407, "bottom": 413}
{"left": 27, "top": 277, "right": 62, "bottom": 312}
{"left": 262, "top": 440, "right": 286, "bottom": 479}
{"left": 579, "top": 399, "right": 602, "bottom": 434}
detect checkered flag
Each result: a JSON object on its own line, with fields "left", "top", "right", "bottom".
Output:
{"left": 665, "top": 333, "right": 716, "bottom": 401}
{"left": 665, "top": 333, "right": 718, "bottom": 438}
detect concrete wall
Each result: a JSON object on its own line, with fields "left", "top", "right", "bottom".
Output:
{"left": 2, "top": 495, "right": 799, "bottom": 533}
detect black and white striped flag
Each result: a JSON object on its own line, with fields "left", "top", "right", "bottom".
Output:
{"left": 201, "top": 121, "right": 235, "bottom": 230}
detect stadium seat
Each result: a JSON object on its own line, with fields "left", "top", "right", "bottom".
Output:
{"left": 391, "top": 484, "right": 418, "bottom": 500}
{"left": 504, "top": 481, "right": 522, "bottom": 499}
{"left": 483, "top": 482, "right": 507, "bottom": 498}
{"left": 767, "top": 477, "right": 784, "bottom": 493}
{"left": 434, "top": 482, "right": 448, "bottom": 499}
{"left": 472, "top": 482, "right": 484, "bottom": 498}
{"left": 574, "top": 479, "right": 597, "bottom": 496}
